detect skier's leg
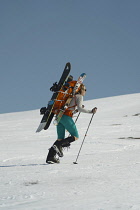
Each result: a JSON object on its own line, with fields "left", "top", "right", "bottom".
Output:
{"left": 52, "top": 122, "right": 66, "bottom": 157}
{"left": 46, "top": 122, "right": 65, "bottom": 162}
{"left": 57, "top": 121, "right": 65, "bottom": 140}
{"left": 61, "top": 115, "right": 79, "bottom": 139}
{"left": 53, "top": 115, "right": 79, "bottom": 157}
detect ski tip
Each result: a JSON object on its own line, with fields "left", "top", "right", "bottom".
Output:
{"left": 73, "top": 162, "right": 78, "bottom": 164}
{"left": 81, "top": 73, "right": 86, "bottom": 77}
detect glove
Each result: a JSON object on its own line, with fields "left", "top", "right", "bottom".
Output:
{"left": 92, "top": 107, "right": 97, "bottom": 114}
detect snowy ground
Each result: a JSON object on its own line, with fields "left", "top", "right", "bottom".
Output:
{"left": 0, "top": 93, "right": 140, "bottom": 210}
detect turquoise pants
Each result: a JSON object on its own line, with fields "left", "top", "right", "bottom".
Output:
{"left": 57, "top": 115, "right": 79, "bottom": 139}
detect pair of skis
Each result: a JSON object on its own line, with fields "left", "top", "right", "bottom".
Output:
{"left": 36, "top": 63, "right": 86, "bottom": 132}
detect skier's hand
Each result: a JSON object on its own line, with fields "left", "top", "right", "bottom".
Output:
{"left": 92, "top": 107, "right": 97, "bottom": 114}
{"left": 74, "top": 109, "right": 78, "bottom": 113}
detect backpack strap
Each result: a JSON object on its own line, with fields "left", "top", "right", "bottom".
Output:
{"left": 66, "top": 95, "right": 77, "bottom": 110}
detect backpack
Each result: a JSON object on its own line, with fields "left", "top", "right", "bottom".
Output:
{"left": 52, "top": 80, "right": 77, "bottom": 115}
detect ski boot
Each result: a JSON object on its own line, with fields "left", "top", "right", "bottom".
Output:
{"left": 53, "top": 140, "right": 63, "bottom": 157}
{"left": 46, "top": 147, "right": 60, "bottom": 164}
{"left": 53, "top": 136, "right": 75, "bottom": 157}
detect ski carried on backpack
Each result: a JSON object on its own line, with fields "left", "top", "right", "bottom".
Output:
{"left": 36, "top": 63, "right": 71, "bottom": 132}
{"left": 53, "top": 73, "right": 86, "bottom": 125}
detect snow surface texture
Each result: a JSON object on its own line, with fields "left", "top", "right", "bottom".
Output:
{"left": 0, "top": 93, "right": 140, "bottom": 210}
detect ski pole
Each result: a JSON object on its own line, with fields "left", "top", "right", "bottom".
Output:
{"left": 73, "top": 113, "right": 95, "bottom": 164}
{"left": 74, "top": 112, "right": 81, "bottom": 124}
{"left": 73, "top": 105, "right": 84, "bottom": 124}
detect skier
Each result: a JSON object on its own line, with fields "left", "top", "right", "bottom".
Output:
{"left": 46, "top": 84, "right": 97, "bottom": 163}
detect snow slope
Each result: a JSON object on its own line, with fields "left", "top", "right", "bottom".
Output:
{"left": 0, "top": 93, "right": 140, "bottom": 210}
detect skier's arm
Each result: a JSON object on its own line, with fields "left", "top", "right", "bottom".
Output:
{"left": 73, "top": 105, "right": 84, "bottom": 115}
{"left": 76, "top": 95, "right": 92, "bottom": 113}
